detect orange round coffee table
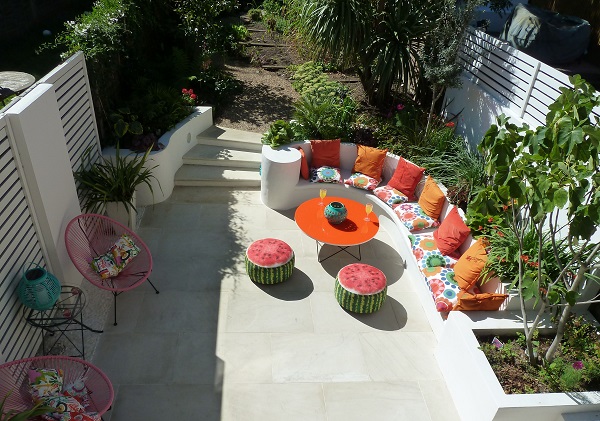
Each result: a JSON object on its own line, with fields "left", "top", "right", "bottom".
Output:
{"left": 295, "top": 197, "right": 379, "bottom": 262}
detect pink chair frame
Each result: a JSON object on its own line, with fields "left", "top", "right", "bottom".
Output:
{"left": 0, "top": 355, "right": 114, "bottom": 416}
{"left": 64, "top": 213, "right": 159, "bottom": 325}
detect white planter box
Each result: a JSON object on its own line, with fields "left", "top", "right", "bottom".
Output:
{"left": 103, "top": 106, "right": 213, "bottom": 206}
{"left": 436, "top": 311, "right": 600, "bottom": 421}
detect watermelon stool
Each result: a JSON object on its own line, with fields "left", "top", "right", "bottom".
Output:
{"left": 245, "top": 238, "right": 295, "bottom": 284}
{"left": 335, "top": 263, "right": 387, "bottom": 313}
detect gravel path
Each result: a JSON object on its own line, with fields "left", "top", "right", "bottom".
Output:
{"left": 215, "top": 62, "right": 301, "bottom": 134}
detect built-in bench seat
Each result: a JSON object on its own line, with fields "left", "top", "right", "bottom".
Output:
{"left": 260, "top": 141, "right": 512, "bottom": 339}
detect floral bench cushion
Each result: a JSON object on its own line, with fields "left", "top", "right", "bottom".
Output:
{"left": 373, "top": 185, "right": 409, "bottom": 207}
{"left": 411, "top": 234, "right": 460, "bottom": 269}
{"left": 420, "top": 266, "right": 459, "bottom": 312}
{"left": 393, "top": 203, "right": 440, "bottom": 232}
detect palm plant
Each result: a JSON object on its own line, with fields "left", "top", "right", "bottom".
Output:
{"left": 295, "top": 0, "right": 439, "bottom": 106}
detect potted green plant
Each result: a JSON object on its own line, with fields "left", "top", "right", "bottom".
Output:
{"left": 74, "top": 145, "right": 159, "bottom": 229}
{"left": 1, "top": 392, "right": 52, "bottom": 421}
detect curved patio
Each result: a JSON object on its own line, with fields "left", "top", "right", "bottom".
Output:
{"left": 91, "top": 185, "right": 460, "bottom": 421}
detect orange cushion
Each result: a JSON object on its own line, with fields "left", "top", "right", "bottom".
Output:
{"left": 310, "top": 139, "right": 341, "bottom": 168}
{"left": 417, "top": 176, "right": 446, "bottom": 219}
{"left": 433, "top": 207, "right": 470, "bottom": 255}
{"left": 387, "top": 158, "right": 425, "bottom": 200}
{"left": 454, "top": 239, "right": 488, "bottom": 291}
{"left": 352, "top": 145, "right": 388, "bottom": 181}
{"left": 454, "top": 291, "right": 508, "bottom": 311}
{"left": 297, "top": 147, "right": 309, "bottom": 180}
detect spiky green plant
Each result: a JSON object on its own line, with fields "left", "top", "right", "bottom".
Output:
{"left": 74, "top": 145, "right": 159, "bottom": 214}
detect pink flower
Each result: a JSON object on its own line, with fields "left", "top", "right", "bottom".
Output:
{"left": 396, "top": 104, "right": 405, "bottom": 111}
{"left": 573, "top": 361, "right": 584, "bottom": 370}
{"left": 190, "top": 94, "right": 197, "bottom": 100}
{"left": 182, "top": 88, "right": 188, "bottom": 94}
{"left": 188, "top": 89, "right": 194, "bottom": 94}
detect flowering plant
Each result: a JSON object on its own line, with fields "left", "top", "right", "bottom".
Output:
{"left": 181, "top": 88, "right": 198, "bottom": 105}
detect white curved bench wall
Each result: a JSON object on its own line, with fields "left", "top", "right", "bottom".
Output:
{"left": 260, "top": 141, "right": 511, "bottom": 339}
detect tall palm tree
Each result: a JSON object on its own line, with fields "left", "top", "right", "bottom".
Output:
{"left": 296, "top": 0, "right": 440, "bottom": 106}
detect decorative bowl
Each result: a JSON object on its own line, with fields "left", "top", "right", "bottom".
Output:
{"left": 324, "top": 201, "right": 348, "bottom": 225}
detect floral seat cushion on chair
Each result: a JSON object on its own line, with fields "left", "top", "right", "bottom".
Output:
{"left": 29, "top": 367, "right": 101, "bottom": 421}
{"left": 90, "top": 233, "right": 140, "bottom": 279}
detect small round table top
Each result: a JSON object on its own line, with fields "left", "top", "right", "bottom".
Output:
{"left": 0, "top": 71, "right": 36, "bottom": 93}
{"left": 295, "top": 197, "right": 379, "bottom": 247}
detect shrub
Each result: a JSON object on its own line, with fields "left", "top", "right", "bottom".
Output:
{"left": 261, "top": 120, "right": 303, "bottom": 148}
{"left": 290, "top": 61, "right": 349, "bottom": 101}
{"left": 293, "top": 95, "right": 357, "bottom": 141}
{"left": 186, "top": 69, "right": 243, "bottom": 114}
{"left": 248, "top": 8, "right": 263, "bottom": 21}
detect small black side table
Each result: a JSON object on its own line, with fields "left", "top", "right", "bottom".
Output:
{"left": 24, "top": 285, "right": 103, "bottom": 360}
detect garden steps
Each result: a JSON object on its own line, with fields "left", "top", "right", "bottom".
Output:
{"left": 174, "top": 165, "right": 261, "bottom": 187}
{"left": 182, "top": 144, "right": 261, "bottom": 169}
{"left": 196, "top": 125, "right": 263, "bottom": 152}
{"left": 176, "top": 125, "right": 263, "bottom": 187}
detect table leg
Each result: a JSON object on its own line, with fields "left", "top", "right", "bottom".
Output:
{"left": 316, "top": 241, "right": 362, "bottom": 263}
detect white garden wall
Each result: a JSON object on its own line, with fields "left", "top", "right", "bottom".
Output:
{"left": 445, "top": 27, "right": 600, "bottom": 149}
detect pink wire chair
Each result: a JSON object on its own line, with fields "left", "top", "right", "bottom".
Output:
{"left": 64, "top": 213, "right": 159, "bottom": 326}
{"left": 0, "top": 355, "right": 114, "bottom": 416}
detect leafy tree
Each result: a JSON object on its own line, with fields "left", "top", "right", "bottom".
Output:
{"left": 467, "top": 75, "right": 600, "bottom": 365}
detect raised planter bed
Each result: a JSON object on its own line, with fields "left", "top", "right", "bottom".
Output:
{"left": 437, "top": 311, "right": 600, "bottom": 421}
{"left": 102, "top": 106, "right": 213, "bottom": 207}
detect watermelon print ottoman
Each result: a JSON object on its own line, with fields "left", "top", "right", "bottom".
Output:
{"left": 335, "top": 263, "right": 387, "bottom": 313}
{"left": 245, "top": 238, "right": 295, "bottom": 284}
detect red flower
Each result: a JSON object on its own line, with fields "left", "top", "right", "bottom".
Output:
{"left": 478, "top": 225, "right": 483, "bottom": 231}
{"left": 521, "top": 255, "right": 529, "bottom": 262}
{"left": 528, "top": 261, "right": 539, "bottom": 268}
{"left": 182, "top": 88, "right": 188, "bottom": 94}
{"left": 497, "top": 231, "right": 505, "bottom": 237}
{"left": 488, "top": 217, "right": 494, "bottom": 223}
{"left": 190, "top": 94, "right": 197, "bottom": 100}
{"left": 502, "top": 205, "right": 508, "bottom": 211}
{"left": 445, "top": 121, "right": 455, "bottom": 128}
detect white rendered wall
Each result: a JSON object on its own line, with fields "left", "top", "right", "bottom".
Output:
{"left": 5, "top": 84, "right": 82, "bottom": 287}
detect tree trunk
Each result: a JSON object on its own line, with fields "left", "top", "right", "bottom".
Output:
{"left": 545, "top": 265, "right": 588, "bottom": 362}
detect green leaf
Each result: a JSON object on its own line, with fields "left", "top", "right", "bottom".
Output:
{"left": 114, "top": 120, "right": 128, "bottom": 138}
{"left": 129, "top": 121, "right": 143, "bottom": 135}
{"left": 565, "top": 290, "right": 578, "bottom": 306}
{"left": 553, "top": 188, "right": 568, "bottom": 208}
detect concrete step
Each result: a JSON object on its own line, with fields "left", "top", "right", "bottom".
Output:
{"left": 197, "top": 125, "right": 264, "bottom": 152}
{"left": 182, "top": 144, "right": 261, "bottom": 169}
{"left": 174, "top": 164, "right": 261, "bottom": 187}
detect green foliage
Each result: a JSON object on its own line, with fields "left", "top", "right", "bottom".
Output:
{"left": 45, "top": 0, "right": 243, "bottom": 146}
{"left": 44, "top": 0, "right": 129, "bottom": 61}
{"left": 466, "top": 75, "right": 600, "bottom": 365}
{"left": 231, "top": 24, "right": 250, "bottom": 41}
{"left": 293, "top": 95, "right": 357, "bottom": 141}
{"left": 129, "top": 85, "right": 191, "bottom": 135}
{"left": 290, "top": 62, "right": 349, "bottom": 101}
{"left": 74, "top": 145, "right": 159, "bottom": 214}
{"left": 422, "top": 0, "right": 479, "bottom": 127}
{"left": 186, "top": 69, "right": 243, "bottom": 114}
{"left": 295, "top": 0, "right": 440, "bottom": 106}
{"left": 261, "top": 120, "right": 302, "bottom": 148}
{"left": 248, "top": 8, "right": 263, "bottom": 21}
{"left": 109, "top": 108, "right": 143, "bottom": 139}
{"left": 0, "top": 393, "right": 52, "bottom": 421}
